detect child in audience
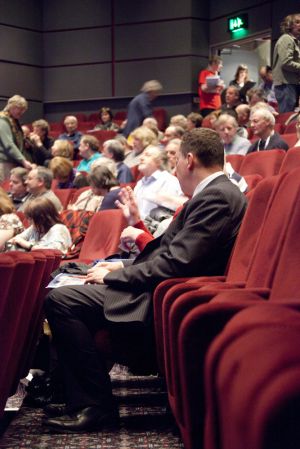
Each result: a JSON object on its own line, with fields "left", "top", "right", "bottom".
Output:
{"left": 8, "top": 197, "right": 71, "bottom": 253}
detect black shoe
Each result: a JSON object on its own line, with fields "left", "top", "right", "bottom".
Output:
{"left": 43, "top": 406, "right": 119, "bottom": 432}
{"left": 43, "top": 403, "right": 69, "bottom": 417}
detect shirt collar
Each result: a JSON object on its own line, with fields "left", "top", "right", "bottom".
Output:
{"left": 192, "top": 171, "right": 224, "bottom": 197}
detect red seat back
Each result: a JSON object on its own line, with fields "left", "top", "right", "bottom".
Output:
{"left": 279, "top": 146, "right": 300, "bottom": 173}
{"left": 225, "top": 154, "right": 244, "bottom": 172}
{"left": 239, "top": 149, "right": 286, "bottom": 177}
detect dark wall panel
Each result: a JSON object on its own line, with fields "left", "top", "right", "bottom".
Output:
{"left": 115, "top": 20, "right": 192, "bottom": 60}
{"left": 0, "top": 26, "right": 42, "bottom": 65}
{"left": 44, "top": 28, "right": 111, "bottom": 66}
{"left": 114, "top": 57, "right": 192, "bottom": 97}
{"left": 44, "top": 64, "right": 112, "bottom": 102}
{"left": 0, "top": 0, "right": 42, "bottom": 30}
{"left": 209, "top": 0, "right": 264, "bottom": 20}
{"left": 43, "top": 0, "right": 111, "bottom": 30}
{"left": 114, "top": 0, "right": 192, "bottom": 23}
{"left": 0, "top": 63, "right": 42, "bottom": 100}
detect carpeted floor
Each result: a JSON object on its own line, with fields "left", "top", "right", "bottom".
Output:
{"left": 0, "top": 367, "right": 184, "bottom": 449}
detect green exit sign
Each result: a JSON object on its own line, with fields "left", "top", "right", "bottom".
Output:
{"left": 228, "top": 14, "right": 248, "bottom": 33}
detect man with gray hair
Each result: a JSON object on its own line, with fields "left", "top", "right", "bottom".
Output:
{"left": 247, "top": 108, "right": 289, "bottom": 153}
{"left": 122, "top": 80, "right": 163, "bottom": 137}
{"left": 0, "top": 94, "right": 33, "bottom": 182}
{"left": 102, "top": 139, "right": 133, "bottom": 183}
{"left": 19, "top": 166, "right": 62, "bottom": 212}
{"left": 58, "top": 115, "right": 83, "bottom": 153}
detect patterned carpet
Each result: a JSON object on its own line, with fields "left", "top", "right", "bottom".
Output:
{"left": 0, "top": 367, "right": 184, "bottom": 449}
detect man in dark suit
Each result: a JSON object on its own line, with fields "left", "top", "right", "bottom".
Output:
{"left": 43, "top": 128, "right": 247, "bottom": 432}
{"left": 247, "top": 107, "right": 289, "bottom": 153}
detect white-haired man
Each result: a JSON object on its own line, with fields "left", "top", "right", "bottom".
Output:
{"left": 247, "top": 108, "right": 289, "bottom": 153}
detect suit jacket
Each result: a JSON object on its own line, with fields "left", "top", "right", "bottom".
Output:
{"left": 102, "top": 175, "right": 247, "bottom": 324}
{"left": 247, "top": 132, "right": 289, "bottom": 153}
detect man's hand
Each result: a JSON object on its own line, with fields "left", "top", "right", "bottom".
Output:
{"left": 93, "top": 261, "right": 124, "bottom": 271}
{"left": 85, "top": 266, "right": 110, "bottom": 284}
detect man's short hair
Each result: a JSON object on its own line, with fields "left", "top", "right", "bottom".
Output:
{"left": 104, "top": 139, "right": 125, "bottom": 162}
{"left": 64, "top": 115, "right": 78, "bottom": 125}
{"left": 141, "top": 80, "right": 163, "bottom": 93}
{"left": 250, "top": 108, "right": 275, "bottom": 127}
{"left": 187, "top": 112, "right": 203, "bottom": 128}
{"left": 215, "top": 114, "right": 238, "bottom": 129}
{"left": 81, "top": 135, "right": 100, "bottom": 153}
{"left": 10, "top": 167, "right": 28, "bottom": 185}
{"left": 180, "top": 128, "right": 224, "bottom": 168}
{"left": 32, "top": 119, "right": 50, "bottom": 135}
{"left": 34, "top": 166, "right": 53, "bottom": 190}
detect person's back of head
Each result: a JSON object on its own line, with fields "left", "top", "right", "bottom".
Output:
{"left": 187, "top": 112, "right": 203, "bottom": 129}
{"left": 88, "top": 164, "right": 119, "bottom": 191}
{"left": 81, "top": 135, "right": 100, "bottom": 153}
{"left": 49, "top": 157, "right": 74, "bottom": 181}
{"left": 141, "top": 80, "right": 163, "bottom": 94}
{"left": 181, "top": 128, "right": 224, "bottom": 169}
{"left": 91, "top": 156, "right": 118, "bottom": 178}
{"left": 103, "top": 139, "right": 125, "bottom": 162}
{"left": 52, "top": 139, "right": 74, "bottom": 160}
{"left": 0, "top": 187, "right": 14, "bottom": 215}
{"left": 170, "top": 114, "right": 188, "bottom": 130}
{"left": 24, "top": 196, "right": 61, "bottom": 234}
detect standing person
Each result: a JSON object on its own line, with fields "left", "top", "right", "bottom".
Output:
{"left": 273, "top": 13, "right": 300, "bottom": 112}
{"left": 229, "top": 64, "right": 255, "bottom": 103}
{"left": 0, "top": 95, "right": 33, "bottom": 182}
{"left": 122, "top": 80, "right": 163, "bottom": 137}
{"left": 43, "top": 128, "right": 247, "bottom": 432}
{"left": 198, "top": 55, "right": 225, "bottom": 117}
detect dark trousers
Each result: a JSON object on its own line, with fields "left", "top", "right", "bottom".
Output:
{"left": 45, "top": 284, "right": 155, "bottom": 409}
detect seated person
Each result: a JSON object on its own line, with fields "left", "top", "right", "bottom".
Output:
{"left": 165, "top": 138, "right": 182, "bottom": 174}
{"left": 93, "top": 107, "right": 119, "bottom": 132}
{"left": 221, "top": 86, "right": 242, "bottom": 111}
{"left": 58, "top": 116, "right": 83, "bottom": 154}
{"left": 160, "top": 125, "right": 185, "bottom": 147}
{"left": 124, "top": 126, "right": 157, "bottom": 168}
{"left": 142, "top": 117, "right": 163, "bottom": 141}
{"left": 51, "top": 139, "right": 74, "bottom": 160}
{"left": 49, "top": 157, "right": 76, "bottom": 189}
{"left": 102, "top": 139, "right": 133, "bottom": 183}
{"left": 69, "top": 158, "right": 117, "bottom": 212}
{"left": 0, "top": 187, "right": 24, "bottom": 251}
{"left": 8, "top": 197, "right": 71, "bottom": 253}
{"left": 247, "top": 88, "right": 278, "bottom": 115}
{"left": 26, "top": 119, "right": 54, "bottom": 166}
{"left": 133, "top": 145, "right": 184, "bottom": 220}
{"left": 247, "top": 108, "right": 289, "bottom": 153}
{"left": 215, "top": 113, "right": 251, "bottom": 155}
{"left": 8, "top": 167, "right": 30, "bottom": 210}
{"left": 186, "top": 112, "right": 203, "bottom": 130}
{"left": 169, "top": 114, "right": 188, "bottom": 130}
{"left": 235, "top": 104, "right": 251, "bottom": 138}
{"left": 19, "top": 166, "right": 63, "bottom": 212}
{"left": 89, "top": 165, "right": 121, "bottom": 211}
{"left": 76, "top": 135, "right": 102, "bottom": 173}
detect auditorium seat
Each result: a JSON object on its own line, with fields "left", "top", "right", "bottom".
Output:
{"left": 275, "top": 111, "right": 295, "bottom": 125}
{"left": 284, "top": 120, "right": 297, "bottom": 134}
{"left": 53, "top": 188, "right": 76, "bottom": 209}
{"left": 160, "top": 167, "right": 300, "bottom": 449}
{"left": 153, "top": 108, "right": 167, "bottom": 130}
{"left": 279, "top": 147, "right": 300, "bottom": 173}
{"left": 87, "top": 130, "right": 117, "bottom": 148}
{"left": 75, "top": 209, "right": 127, "bottom": 262}
{"left": 225, "top": 154, "right": 244, "bottom": 172}
{"left": 239, "top": 149, "right": 285, "bottom": 177}
{"left": 281, "top": 133, "right": 298, "bottom": 148}
{"left": 204, "top": 304, "right": 300, "bottom": 449}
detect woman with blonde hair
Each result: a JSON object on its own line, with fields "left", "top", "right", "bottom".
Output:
{"left": 125, "top": 126, "right": 157, "bottom": 167}
{"left": 9, "top": 196, "right": 71, "bottom": 253}
{"left": 49, "top": 156, "right": 76, "bottom": 188}
{"left": 51, "top": 139, "right": 74, "bottom": 160}
{"left": 0, "top": 187, "right": 24, "bottom": 250}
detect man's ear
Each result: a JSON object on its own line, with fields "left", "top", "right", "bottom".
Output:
{"left": 186, "top": 152, "right": 195, "bottom": 170}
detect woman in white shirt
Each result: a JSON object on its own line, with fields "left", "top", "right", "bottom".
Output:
{"left": 9, "top": 196, "right": 72, "bottom": 254}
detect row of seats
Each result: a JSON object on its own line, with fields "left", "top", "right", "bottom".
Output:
{"left": 151, "top": 167, "right": 300, "bottom": 449}
{"left": 227, "top": 146, "right": 300, "bottom": 178}
{"left": 0, "top": 249, "right": 62, "bottom": 418}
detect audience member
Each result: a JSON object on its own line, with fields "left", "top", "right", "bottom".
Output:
{"left": 43, "top": 128, "right": 247, "bottom": 432}
{"left": 0, "top": 95, "right": 33, "bottom": 182}
{"left": 19, "top": 166, "right": 62, "bottom": 212}
{"left": 186, "top": 112, "right": 203, "bottom": 130}
{"left": 247, "top": 108, "right": 289, "bottom": 153}
{"left": 124, "top": 126, "right": 157, "bottom": 168}
{"left": 102, "top": 139, "right": 133, "bottom": 183}
{"left": 273, "top": 13, "right": 300, "bottom": 112}
{"left": 229, "top": 64, "right": 255, "bottom": 103}
{"left": 160, "top": 125, "right": 184, "bottom": 146}
{"left": 27, "top": 119, "right": 54, "bottom": 166}
{"left": 142, "top": 117, "right": 163, "bottom": 140}
{"left": 89, "top": 165, "right": 121, "bottom": 211}
{"left": 49, "top": 157, "right": 76, "bottom": 189}
{"left": 51, "top": 139, "right": 74, "bottom": 160}
{"left": 76, "top": 135, "right": 102, "bottom": 173}
{"left": 0, "top": 187, "right": 24, "bottom": 251}
{"left": 122, "top": 80, "right": 163, "bottom": 137}
{"left": 221, "top": 86, "right": 241, "bottom": 111}
{"left": 93, "top": 107, "right": 119, "bottom": 132}
{"left": 58, "top": 116, "right": 83, "bottom": 153}
{"left": 215, "top": 114, "right": 251, "bottom": 155}
{"left": 235, "top": 104, "right": 251, "bottom": 134}
{"left": 198, "top": 55, "right": 225, "bottom": 117}
{"left": 8, "top": 167, "right": 30, "bottom": 210}
{"left": 69, "top": 158, "right": 117, "bottom": 212}
{"left": 8, "top": 197, "right": 71, "bottom": 253}
{"left": 165, "top": 138, "right": 182, "bottom": 174}
{"left": 201, "top": 109, "right": 222, "bottom": 129}
{"left": 257, "top": 65, "right": 277, "bottom": 104}
{"left": 295, "top": 115, "right": 300, "bottom": 146}
{"left": 169, "top": 114, "right": 188, "bottom": 130}
{"left": 134, "top": 145, "right": 183, "bottom": 219}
